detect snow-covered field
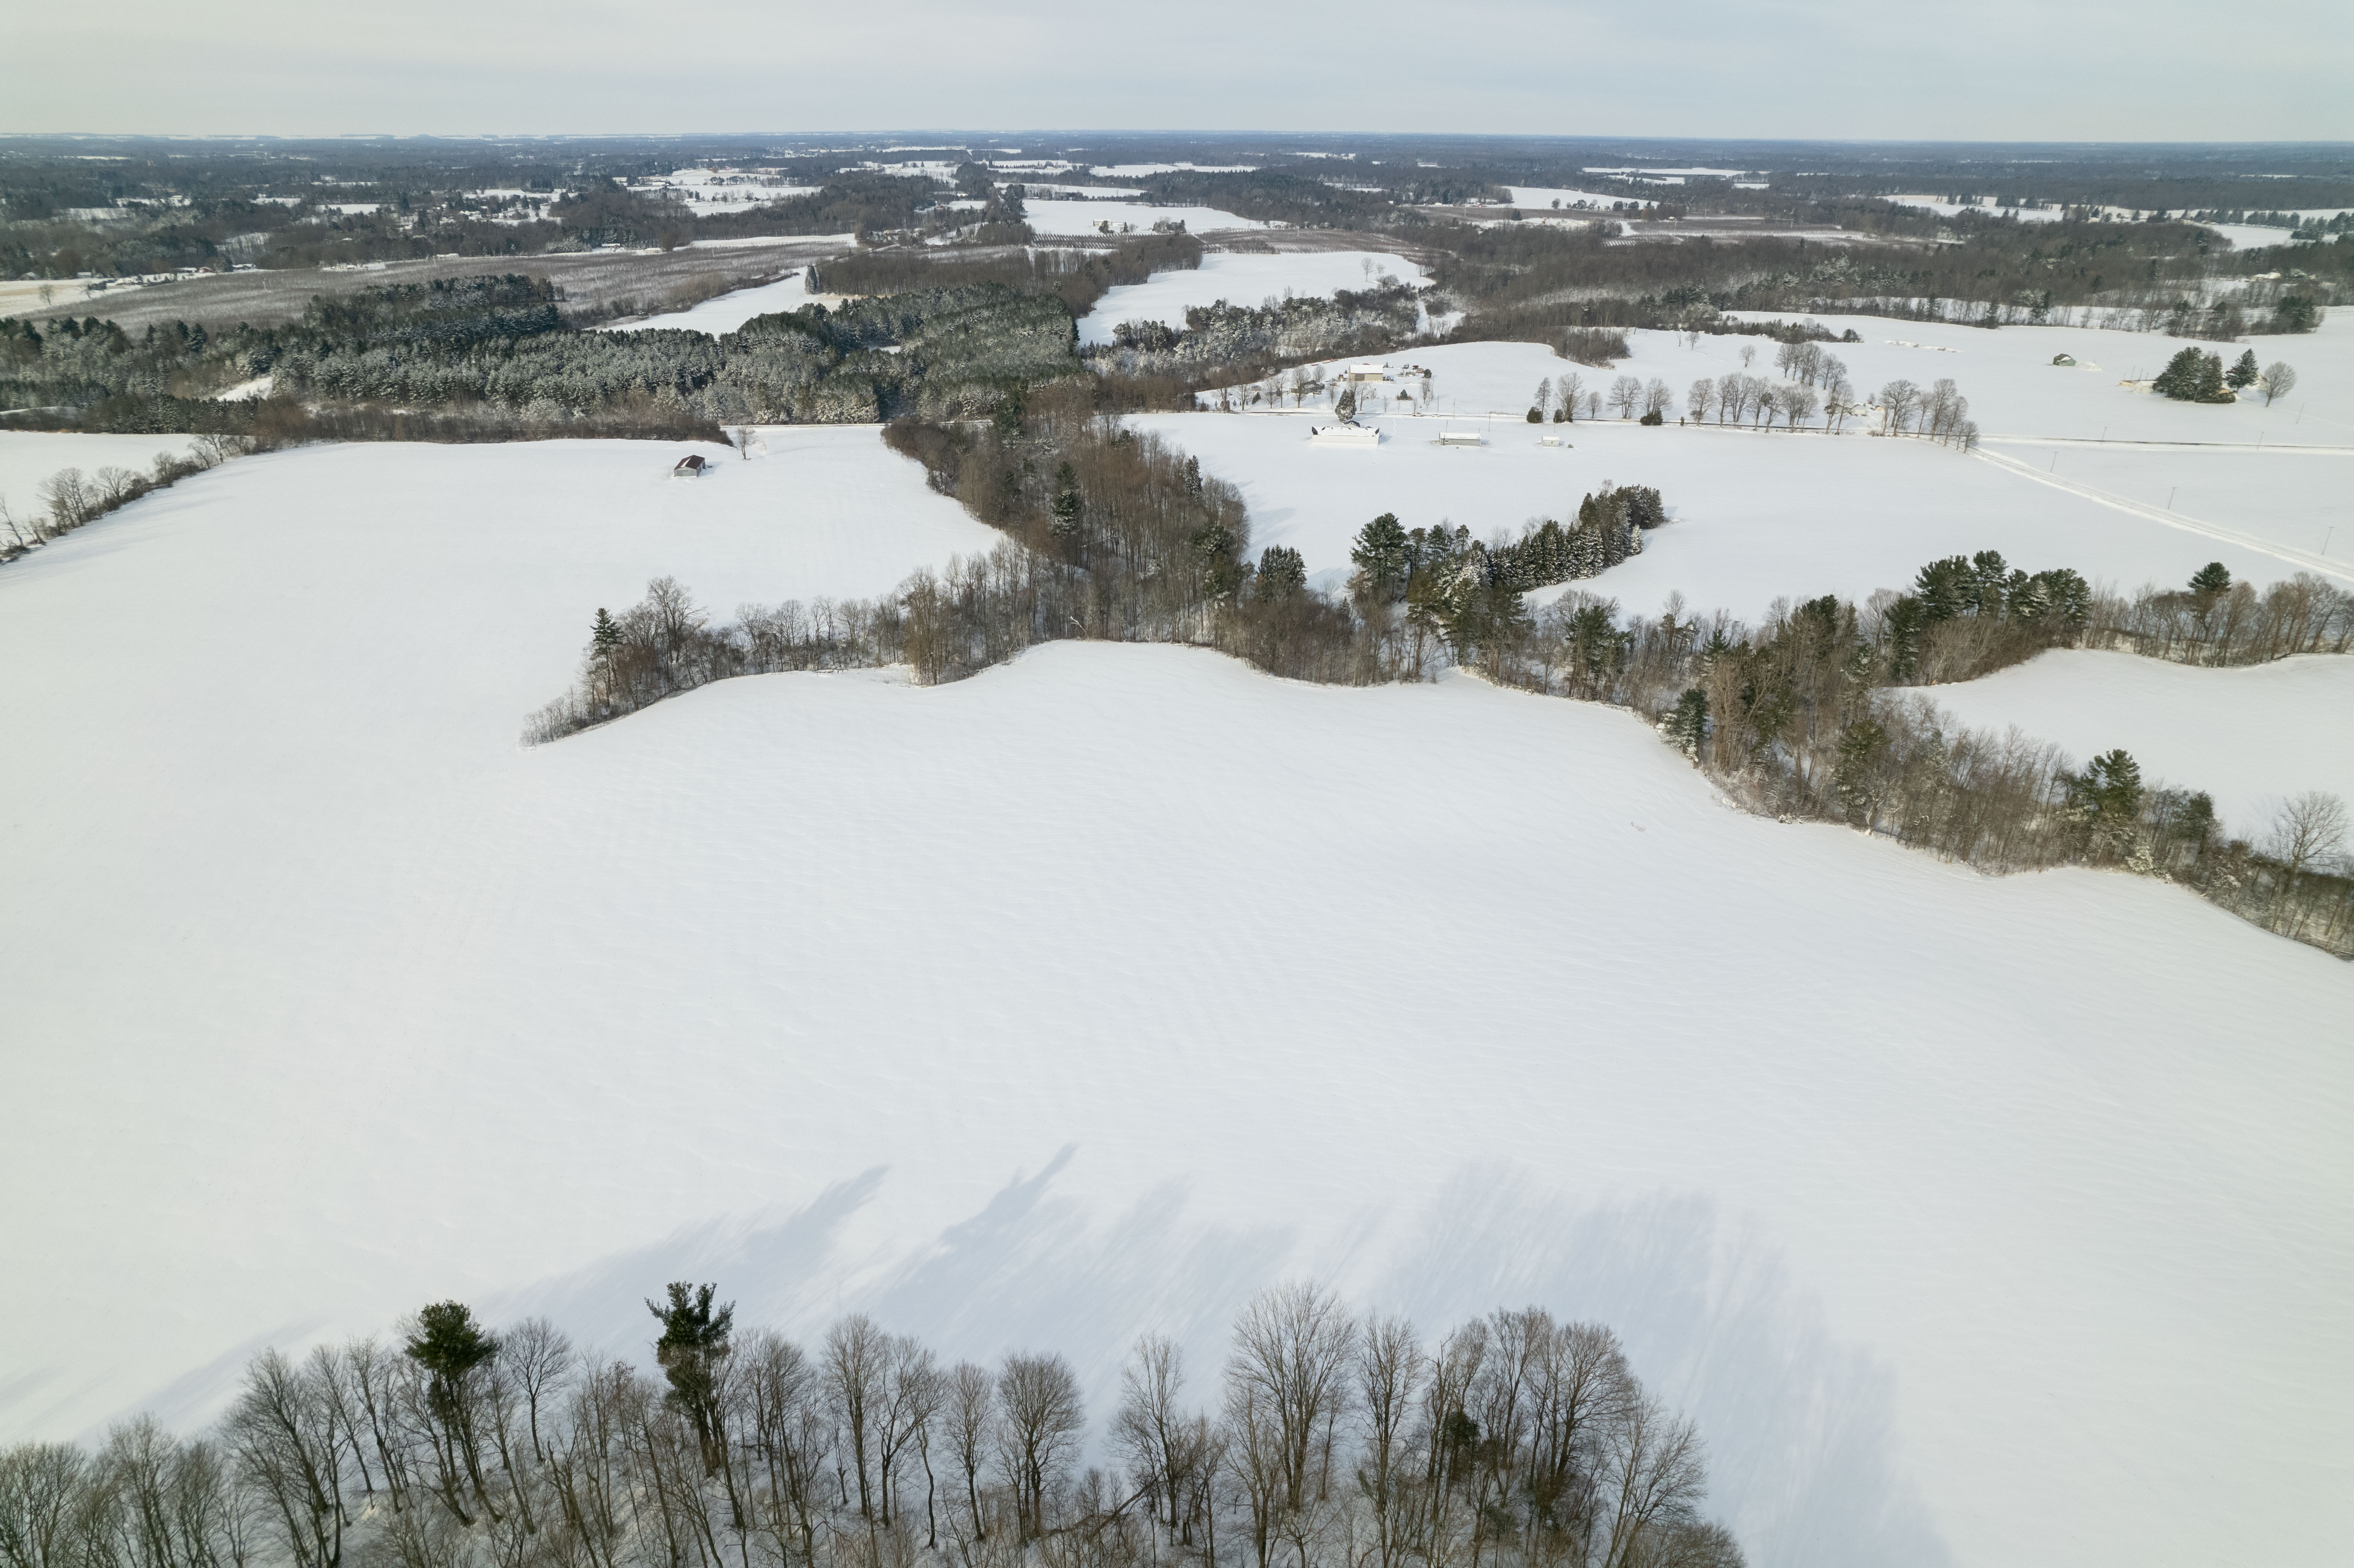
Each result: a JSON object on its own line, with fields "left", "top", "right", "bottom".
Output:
{"left": 1974, "top": 439, "right": 2350, "bottom": 569}
{"left": 1505, "top": 185, "right": 1656, "bottom": 209}
{"left": 1077, "top": 251, "right": 1429, "bottom": 345}
{"left": 1140, "top": 404, "right": 2328, "bottom": 612}
{"left": 656, "top": 168, "right": 821, "bottom": 215}
{"left": 1091, "top": 162, "right": 1255, "bottom": 178}
{"left": 1146, "top": 336, "right": 2349, "bottom": 606}
{"left": 5, "top": 294, "right": 2353, "bottom": 1568}
{"left": 1924, "top": 649, "right": 2354, "bottom": 837}
{"left": 1022, "top": 199, "right": 1266, "bottom": 234}
{"left": 3, "top": 432, "right": 2350, "bottom": 1568}
{"left": 1712, "top": 309, "right": 2353, "bottom": 443}
{"left": 594, "top": 269, "right": 854, "bottom": 335}
{"left": 1887, "top": 195, "right": 2065, "bottom": 222}
{"left": 0, "top": 431, "right": 205, "bottom": 510}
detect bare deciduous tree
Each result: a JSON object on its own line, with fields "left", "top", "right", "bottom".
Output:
{"left": 995, "top": 1353, "right": 1084, "bottom": 1541}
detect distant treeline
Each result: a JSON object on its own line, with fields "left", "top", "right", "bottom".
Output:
{"left": 3, "top": 273, "right": 1094, "bottom": 432}
{"left": 1086, "top": 282, "right": 1426, "bottom": 384}
{"left": 1429, "top": 218, "right": 2337, "bottom": 343}
{"left": 811, "top": 233, "right": 1204, "bottom": 319}
{"left": 0, "top": 1282, "right": 1742, "bottom": 1568}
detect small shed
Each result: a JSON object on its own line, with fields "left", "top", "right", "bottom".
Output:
{"left": 2051, "top": 353, "right": 2076, "bottom": 366}
{"left": 1437, "top": 430, "right": 1485, "bottom": 447}
{"left": 672, "top": 454, "right": 711, "bottom": 478}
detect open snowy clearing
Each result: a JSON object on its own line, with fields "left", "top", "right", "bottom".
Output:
{"left": 1021, "top": 199, "right": 1266, "bottom": 235}
{"left": 1090, "top": 163, "right": 1255, "bottom": 178}
{"left": 1924, "top": 649, "right": 2354, "bottom": 837}
{"left": 593, "top": 269, "right": 856, "bottom": 335}
{"left": 1076, "top": 250, "right": 1429, "bottom": 345}
{"left": 1710, "top": 310, "right": 2352, "bottom": 444}
{"left": 3, "top": 434, "right": 2351, "bottom": 1568}
{"left": 1221, "top": 317, "right": 2350, "bottom": 447}
{"left": 0, "top": 430, "right": 205, "bottom": 510}
{"left": 1504, "top": 185, "right": 1657, "bottom": 209}
{"left": 1887, "top": 196, "right": 2065, "bottom": 222}
{"left": 1139, "top": 342, "right": 2342, "bottom": 613}
{"left": 1974, "top": 438, "right": 2350, "bottom": 569}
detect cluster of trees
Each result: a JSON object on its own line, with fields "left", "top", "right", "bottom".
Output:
{"left": 2152, "top": 347, "right": 2295, "bottom": 404}
{"left": 1868, "top": 379, "right": 1976, "bottom": 446}
{"left": 812, "top": 235, "right": 1203, "bottom": 320}
{"left": 533, "top": 380, "right": 2354, "bottom": 957}
{"left": 1429, "top": 217, "right": 2246, "bottom": 346}
{"left": 1523, "top": 376, "right": 1596, "bottom": 422}
{"left": 1345, "top": 486, "right": 1661, "bottom": 647}
{"left": 0, "top": 1283, "right": 1739, "bottom": 1568}
{"left": 1484, "top": 571, "right": 2352, "bottom": 955}
{"left": 2185, "top": 208, "right": 2354, "bottom": 233}
{"left": 271, "top": 280, "right": 1084, "bottom": 425}
{"left": 1554, "top": 329, "right": 1628, "bottom": 368}
{"left": 3, "top": 273, "right": 1098, "bottom": 432}
{"left": 2089, "top": 560, "right": 2353, "bottom": 667}
{"left": 1088, "top": 284, "right": 1425, "bottom": 389}
{"left": 0, "top": 437, "right": 248, "bottom": 563}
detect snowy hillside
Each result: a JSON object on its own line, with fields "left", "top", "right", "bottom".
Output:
{"left": 1924, "top": 649, "right": 2354, "bottom": 836}
{"left": 0, "top": 430, "right": 204, "bottom": 512}
{"left": 2, "top": 430, "right": 2350, "bottom": 1568}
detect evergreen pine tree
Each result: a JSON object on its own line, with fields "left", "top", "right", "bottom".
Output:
{"left": 2225, "top": 350, "right": 2260, "bottom": 390}
{"left": 1666, "top": 688, "right": 1709, "bottom": 760}
{"left": 2152, "top": 347, "right": 2205, "bottom": 400}
{"left": 1832, "top": 720, "right": 1890, "bottom": 823}
{"left": 592, "top": 607, "right": 621, "bottom": 660}
{"left": 1350, "top": 513, "right": 1411, "bottom": 600}
{"left": 1049, "top": 462, "right": 1081, "bottom": 538}
{"left": 1254, "top": 545, "right": 1306, "bottom": 602}
{"left": 2191, "top": 352, "right": 2231, "bottom": 403}
{"left": 2189, "top": 561, "right": 2232, "bottom": 598}
{"left": 1883, "top": 595, "right": 1927, "bottom": 682}
{"left": 1912, "top": 557, "right": 1973, "bottom": 622}
{"left": 648, "top": 1282, "right": 735, "bottom": 1466}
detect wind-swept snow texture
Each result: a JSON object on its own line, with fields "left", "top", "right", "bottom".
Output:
{"left": 1077, "top": 251, "right": 1429, "bottom": 345}
{"left": 2, "top": 433, "right": 2351, "bottom": 1568}
{"left": 1923, "top": 650, "right": 2354, "bottom": 837}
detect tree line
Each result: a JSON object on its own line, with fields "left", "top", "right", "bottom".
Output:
{"left": 527, "top": 387, "right": 2353, "bottom": 955}
{"left": 0, "top": 1283, "right": 1742, "bottom": 1568}
{"left": 0, "top": 437, "right": 248, "bottom": 564}
{"left": 1087, "top": 284, "right": 1426, "bottom": 389}
{"left": 3, "top": 274, "right": 1097, "bottom": 433}
{"left": 811, "top": 236, "right": 1204, "bottom": 322}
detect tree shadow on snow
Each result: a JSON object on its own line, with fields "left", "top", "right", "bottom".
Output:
{"left": 489, "top": 1156, "right": 1949, "bottom": 1568}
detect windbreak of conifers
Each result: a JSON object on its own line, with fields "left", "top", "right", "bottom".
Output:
{"left": 0, "top": 1284, "right": 1744, "bottom": 1568}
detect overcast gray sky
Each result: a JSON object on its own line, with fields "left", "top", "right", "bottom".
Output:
{"left": 6, "top": 0, "right": 2350, "bottom": 141}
